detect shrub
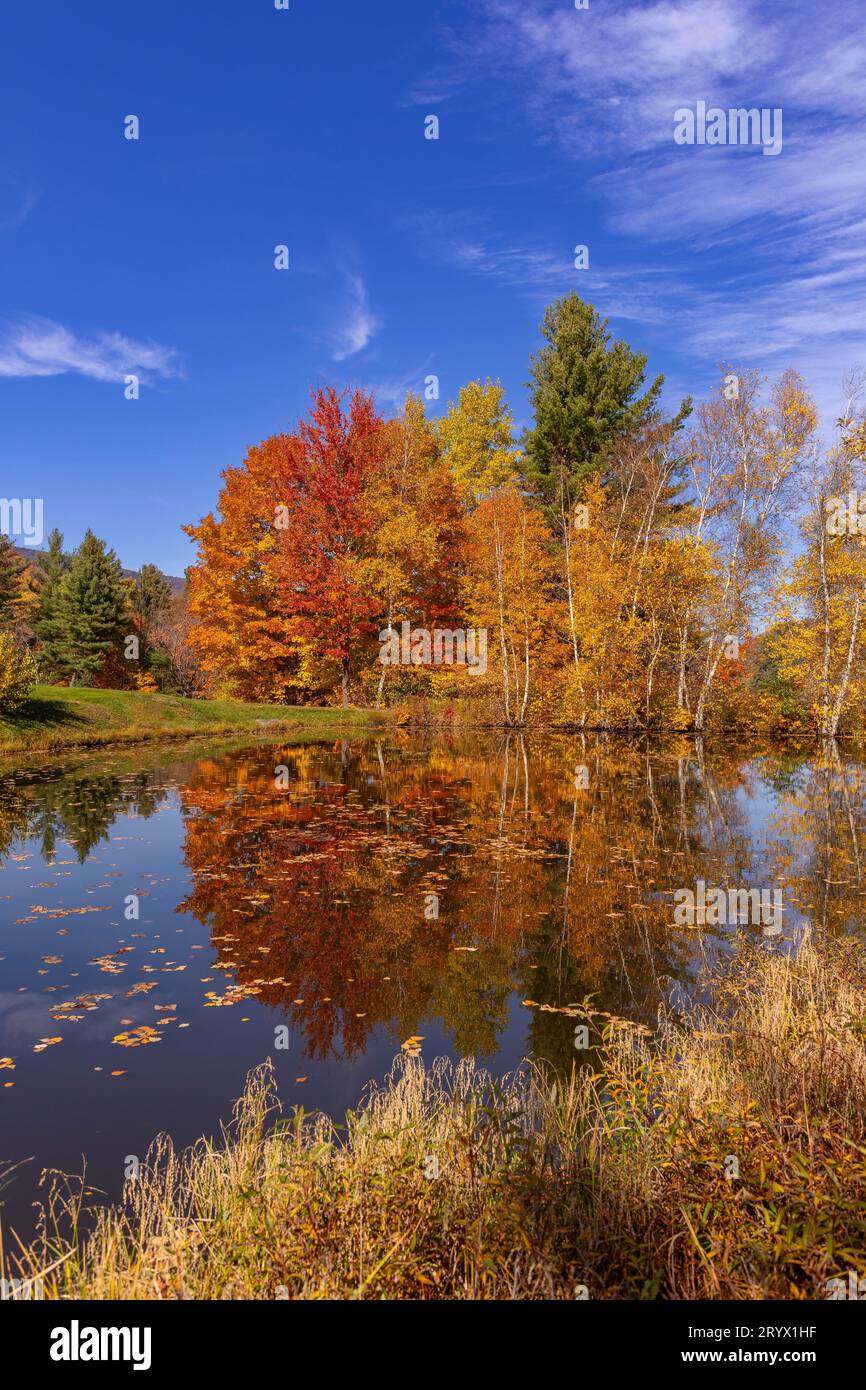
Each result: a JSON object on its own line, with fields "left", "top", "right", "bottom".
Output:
{"left": 0, "top": 633, "right": 37, "bottom": 713}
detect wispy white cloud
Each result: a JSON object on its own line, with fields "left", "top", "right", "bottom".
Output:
{"left": 364, "top": 361, "right": 436, "bottom": 411}
{"left": 420, "top": 0, "right": 866, "bottom": 427}
{"left": 0, "top": 316, "right": 182, "bottom": 384}
{"left": 0, "top": 186, "right": 38, "bottom": 232}
{"left": 409, "top": 210, "right": 685, "bottom": 325}
{"left": 448, "top": 237, "right": 574, "bottom": 290}
{"left": 465, "top": 0, "right": 866, "bottom": 154}
{"left": 0, "top": 170, "right": 39, "bottom": 232}
{"left": 406, "top": 210, "right": 580, "bottom": 295}
{"left": 331, "top": 270, "right": 380, "bottom": 361}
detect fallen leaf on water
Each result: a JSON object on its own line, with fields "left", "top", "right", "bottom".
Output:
{"left": 32, "top": 905, "right": 110, "bottom": 919}
{"left": 112, "top": 1026, "right": 161, "bottom": 1048}
{"left": 90, "top": 954, "right": 126, "bottom": 975}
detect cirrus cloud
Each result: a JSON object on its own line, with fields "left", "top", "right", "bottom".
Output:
{"left": 0, "top": 316, "right": 183, "bottom": 384}
{"left": 330, "top": 270, "right": 380, "bottom": 361}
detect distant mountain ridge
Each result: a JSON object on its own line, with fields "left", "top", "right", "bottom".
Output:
{"left": 11, "top": 544, "right": 185, "bottom": 593}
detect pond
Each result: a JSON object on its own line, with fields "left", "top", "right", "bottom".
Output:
{"left": 0, "top": 732, "right": 862, "bottom": 1241}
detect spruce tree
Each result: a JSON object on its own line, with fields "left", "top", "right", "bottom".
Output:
{"left": 56, "top": 531, "right": 130, "bottom": 685}
{"left": 523, "top": 293, "right": 688, "bottom": 502}
{"left": 32, "top": 528, "right": 67, "bottom": 678}
{"left": 133, "top": 564, "right": 172, "bottom": 628}
{"left": 132, "top": 563, "right": 173, "bottom": 688}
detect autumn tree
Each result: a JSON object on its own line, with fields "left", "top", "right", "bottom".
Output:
{"left": 684, "top": 369, "right": 816, "bottom": 730}
{"left": 150, "top": 588, "right": 211, "bottom": 697}
{"left": 366, "top": 394, "right": 463, "bottom": 705}
{"left": 176, "top": 349, "right": 842, "bottom": 733}
{"left": 438, "top": 379, "right": 520, "bottom": 505}
{"left": 184, "top": 433, "right": 309, "bottom": 703}
{"left": 271, "top": 388, "right": 386, "bottom": 708}
{"left": 463, "top": 485, "right": 558, "bottom": 724}
{"left": 603, "top": 417, "right": 714, "bottom": 725}
{"left": 0, "top": 532, "right": 24, "bottom": 631}
{"left": 772, "top": 377, "right": 866, "bottom": 736}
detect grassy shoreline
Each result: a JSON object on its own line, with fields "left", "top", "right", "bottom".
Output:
{"left": 6, "top": 933, "right": 864, "bottom": 1301}
{"left": 0, "top": 686, "right": 392, "bottom": 755}
{"left": 0, "top": 686, "right": 843, "bottom": 757}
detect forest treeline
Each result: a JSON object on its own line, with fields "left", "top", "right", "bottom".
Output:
{"left": 5, "top": 293, "right": 866, "bottom": 733}
{"left": 0, "top": 528, "right": 200, "bottom": 707}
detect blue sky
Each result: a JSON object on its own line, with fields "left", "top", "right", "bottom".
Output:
{"left": 2, "top": 0, "right": 865, "bottom": 575}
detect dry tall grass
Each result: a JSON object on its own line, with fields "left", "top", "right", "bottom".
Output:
{"left": 5, "top": 932, "right": 865, "bottom": 1299}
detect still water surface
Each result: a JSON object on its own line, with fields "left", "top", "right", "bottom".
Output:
{"left": 1, "top": 732, "right": 861, "bottom": 1239}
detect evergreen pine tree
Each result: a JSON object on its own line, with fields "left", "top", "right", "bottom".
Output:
{"left": 133, "top": 564, "right": 173, "bottom": 629}
{"left": 56, "top": 531, "right": 130, "bottom": 685}
{"left": 132, "top": 563, "right": 173, "bottom": 688}
{"left": 523, "top": 293, "right": 689, "bottom": 503}
{"left": 32, "top": 528, "right": 67, "bottom": 679}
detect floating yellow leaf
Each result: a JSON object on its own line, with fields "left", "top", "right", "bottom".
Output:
{"left": 112, "top": 1026, "right": 161, "bottom": 1048}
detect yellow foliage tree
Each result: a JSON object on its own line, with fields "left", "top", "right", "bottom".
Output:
{"left": 463, "top": 486, "right": 559, "bottom": 724}
{"left": 438, "top": 380, "right": 521, "bottom": 505}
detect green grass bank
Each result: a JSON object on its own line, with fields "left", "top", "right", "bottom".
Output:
{"left": 0, "top": 686, "right": 391, "bottom": 755}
